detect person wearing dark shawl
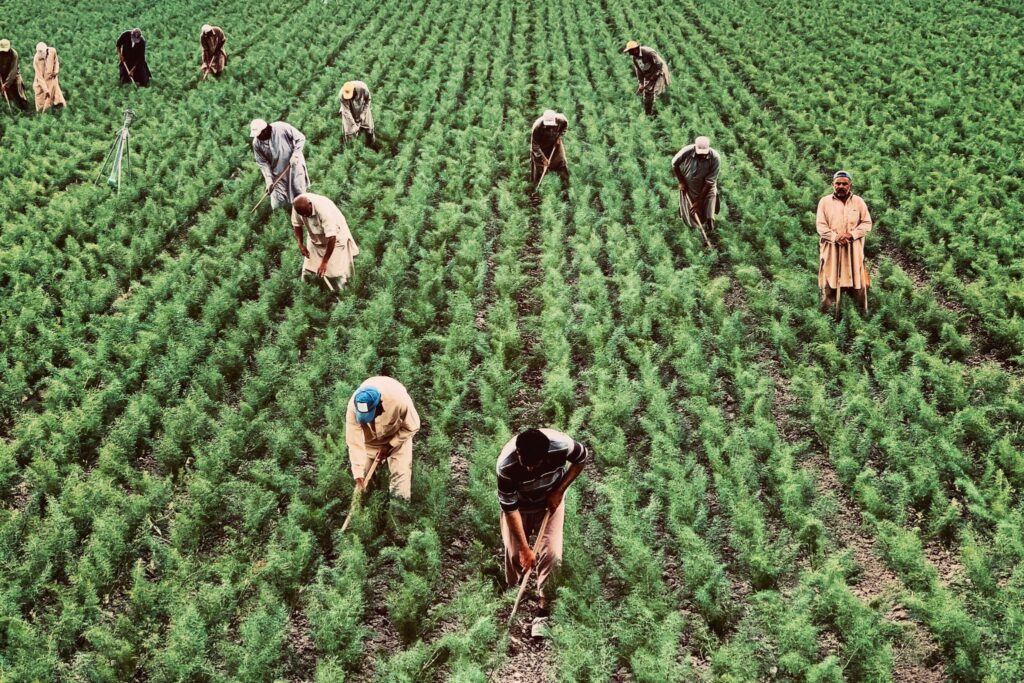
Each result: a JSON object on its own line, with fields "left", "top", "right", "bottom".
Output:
{"left": 116, "top": 28, "right": 151, "bottom": 86}
{"left": 0, "top": 40, "right": 31, "bottom": 111}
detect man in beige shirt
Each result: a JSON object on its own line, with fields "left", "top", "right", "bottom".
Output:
{"left": 816, "top": 170, "right": 872, "bottom": 313}
{"left": 345, "top": 376, "right": 420, "bottom": 501}
{"left": 291, "top": 193, "right": 359, "bottom": 293}
{"left": 32, "top": 43, "right": 65, "bottom": 112}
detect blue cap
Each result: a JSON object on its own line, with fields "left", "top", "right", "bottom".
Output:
{"left": 353, "top": 387, "right": 381, "bottom": 424}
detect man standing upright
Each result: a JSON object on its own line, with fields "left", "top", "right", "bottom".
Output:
{"left": 672, "top": 135, "right": 721, "bottom": 233}
{"left": 0, "top": 40, "right": 31, "bottom": 111}
{"left": 116, "top": 28, "right": 151, "bottom": 86}
{"left": 529, "top": 109, "right": 569, "bottom": 187}
{"left": 816, "top": 170, "right": 873, "bottom": 314}
{"left": 345, "top": 376, "right": 420, "bottom": 502}
{"left": 338, "top": 80, "right": 375, "bottom": 146}
{"left": 622, "top": 40, "right": 671, "bottom": 116}
{"left": 32, "top": 43, "right": 66, "bottom": 112}
{"left": 497, "top": 427, "right": 588, "bottom": 630}
{"left": 291, "top": 192, "right": 360, "bottom": 292}
{"left": 249, "top": 118, "right": 310, "bottom": 212}
{"left": 200, "top": 24, "right": 227, "bottom": 79}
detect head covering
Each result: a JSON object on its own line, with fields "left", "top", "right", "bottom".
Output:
{"left": 353, "top": 386, "right": 382, "bottom": 424}
{"left": 833, "top": 170, "right": 852, "bottom": 181}
{"left": 340, "top": 82, "right": 355, "bottom": 100}
{"left": 249, "top": 119, "right": 269, "bottom": 137}
{"left": 201, "top": 24, "right": 213, "bottom": 34}
{"left": 36, "top": 42, "right": 48, "bottom": 55}
{"left": 542, "top": 109, "right": 558, "bottom": 127}
{"left": 0, "top": 40, "right": 11, "bottom": 52}
{"left": 623, "top": 39, "right": 639, "bottom": 52}
{"left": 131, "top": 28, "right": 143, "bottom": 41}
{"left": 694, "top": 136, "right": 711, "bottom": 154}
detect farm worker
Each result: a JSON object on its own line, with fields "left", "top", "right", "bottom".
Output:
{"left": 345, "top": 376, "right": 420, "bottom": 501}
{"left": 816, "top": 170, "right": 873, "bottom": 314}
{"left": 291, "top": 193, "right": 360, "bottom": 290}
{"left": 200, "top": 24, "right": 227, "bottom": 78}
{"left": 529, "top": 109, "right": 569, "bottom": 185}
{"left": 249, "top": 118, "right": 310, "bottom": 211}
{"left": 672, "top": 135, "right": 721, "bottom": 231}
{"left": 622, "top": 40, "right": 671, "bottom": 116}
{"left": 497, "top": 428, "right": 589, "bottom": 617}
{"left": 32, "top": 43, "right": 66, "bottom": 112}
{"left": 338, "top": 80, "right": 375, "bottom": 145}
{"left": 116, "top": 28, "right": 151, "bottom": 86}
{"left": 0, "top": 40, "right": 31, "bottom": 111}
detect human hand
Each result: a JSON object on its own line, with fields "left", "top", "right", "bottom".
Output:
{"left": 355, "top": 477, "right": 365, "bottom": 491}
{"left": 299, "top": 244, "right": 310, "bottom": 259}
{"left": 317, "top": 260, "right": 328, "bottom": 277}
{"left": 518, "top": 546, "right": 536, "bottom": 572}
{"left": 546, "top": 489, "right": 564, "bottom": 513}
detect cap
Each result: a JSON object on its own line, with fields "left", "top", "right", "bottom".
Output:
{"left": 542, "top": 109, "right": 558, "bottom": 126}
{"left": 0, "top": 40, "right": 11, "bottom": 52}
{"left": 201, "top": 24, "right": 213, "bottom": 34}
{"left": 340, "top": 82, "right": 355, "bottom": 100}
{"left": 623, "top": 39, "right": 639, "bottom": 52}
{"left": 249, "top": 118, "right": 268, "bottom": 137}
{"left": 131, "top": 28, "right": 143, "bottom": 39}
{"left": 36, "top": 42, "right": 47, "bottom": 54}
{"left": 694, "top": 136, "right": 711, "bottom": 153}
{"left": 353, "top": 386, "right": 382, "bottom": 424}
{"left": 833, "top": 170, "right": 852, "bottom": 181}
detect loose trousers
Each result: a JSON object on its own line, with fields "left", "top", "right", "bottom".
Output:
{"left": 366, "top": 439, "right": 412, "bottom": 500}
{"left": 500, "top": 503, "right": 565, "bottom": 597}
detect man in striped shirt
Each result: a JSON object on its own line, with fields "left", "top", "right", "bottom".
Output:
{"left": 497, "top": 428, "right": 588, "bottom": 614}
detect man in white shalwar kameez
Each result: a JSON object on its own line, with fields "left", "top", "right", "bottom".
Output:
{"left": 291, "top": 193, "right": 359, "bottom": 293}
{"left": 249, "top": 118, "right": 310, "bottom": 211}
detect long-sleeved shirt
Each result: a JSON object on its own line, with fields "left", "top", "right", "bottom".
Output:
{"left": 530, "top": 113, "right": 568, "bottom": 157}
{"left": 816, "top": 193, "right": 873, "bottom": 289}
{"left": 345, "top": 376, "right": 420, "bottom": 478}
{"left": 496, "top": 429, "right": 588, "bottom": 513}
{"left": 671, "top": 144, "right": 721, "bottom": 200}
{"left": 631, "top": 46, "right": 669, "bottom": 84}
{"left": 252, "top": 121, "right": 309, "bottom": 205}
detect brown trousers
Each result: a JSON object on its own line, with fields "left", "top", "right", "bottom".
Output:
{"left": 500, "top": 503, "right": 565, "bottom": 597}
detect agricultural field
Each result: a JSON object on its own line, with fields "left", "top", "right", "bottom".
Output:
{"left": 1, "top": 0, "right": 1022, "bottom": 680}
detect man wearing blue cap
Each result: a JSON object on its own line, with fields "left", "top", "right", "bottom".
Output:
{"left": 345, "top": 376, "right": 420, "bottom": 500}
{"left": 817, "top": 170, "right": 872, "bottom": 313}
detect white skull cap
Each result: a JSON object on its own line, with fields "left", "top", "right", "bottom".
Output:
{"left": 249, "top": 119, "right": 269, "bottom": 137}
{"left": 542, "top": 109, "right": 558, "bottom": 126}
{"left": 694, "top": 136, "right": 711, "bottom": 153}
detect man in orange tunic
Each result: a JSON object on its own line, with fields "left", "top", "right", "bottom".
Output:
{"left": 816, "top": 170, "right": 872, "bottom": 314}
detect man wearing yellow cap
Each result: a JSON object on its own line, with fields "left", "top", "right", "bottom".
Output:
{"left": 32, "top": 43, "right": 65, "bottom": 112}
{"left": 337, "top": 80, "right": 374, "bottom": 146}
{"left": 816, "top": 171, "right": 872, "bottom": 314}
{"left": 200, "top": 24, "right": 227, "bottom": 79}
{"left": 622, "top": 40, "right": 671, "bottom": 116}
{"left": 345, "top": 376, "right": 420, "bottom": 500}
{"left": 529, "top": 109, "right": 569, "bottom": 186}
{"left": 0, "top": 40, "right": 31, "bottom": 111}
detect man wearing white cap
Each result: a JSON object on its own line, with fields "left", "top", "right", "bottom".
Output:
{"left": 622, "top": 40, "right": 671, "bottom": 116}
{"left": 291, "top": 193, "right": 360, "bottom": 292}
{"left": 337, "top": 80, "right": 374, "bottom": 146}
{"left": 32, "top": 42, "right": 65, "bottom": 112}
{"left": 816, "top": 170, "right": 872, "bottom": 314}
{"left": 672, "top": 135, "right": 721, "bottom": 232}
{"left": 249, "top": 119, "right": 310, "bottom": 211}
{"left": 0, "top": 40, "right": 31, "bottom": 111}
{"left": 345, "top": 376, "right": 420, "bottom": 501}
{"left": 200, "top": 24, "right": 227, "bottom": 79}
{"left": 529, "top": 109, "right": 568, "bottom": 185}
{"left": 116, "top": 28, "right": 151, "bottom": 86}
